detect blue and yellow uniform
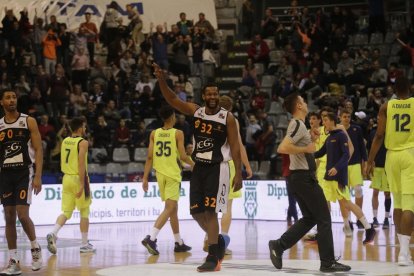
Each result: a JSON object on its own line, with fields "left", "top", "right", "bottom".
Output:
{"left": 367, "top": 127, "right": 389, "bottom": 192}
{"left": 61, "top": 136, "right": 91, "bottom": 217}
{"left": 346, "top": 124, "right": 367, "bottom": 187}
{"left": 384, "top": 98, "right": 414, "bottom": 211}
{"left": 316, "top": 126, "right": 330, "bottom": 198}
{"left": 314, "top": 129, "right": 350, "bottom": 202}
{"left": 153, "top": 128, "right": 181, "bottom": 201}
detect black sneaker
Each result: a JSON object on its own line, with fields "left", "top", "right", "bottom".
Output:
{"left": 363, "top": 227, "right": 376, "bottom": 244}
{"left": 197, "top": 254, "right": 220, "bottom": 272}
{"left": 268, "top": 240, "right": 283, "bottom": 269}
{"left": 320, "top": 261, "right": 351, "bottom": 272}
{"left": 174, "top": 241, "right": 192, "bottom": 252}
{"left": 382, "top": 218, "right": 390, "bottom": 229}
{"left": 372, "top": 217, "right": 380, "bottom": 228}
{"left": 141, "top": 235, "right": 159, "bottom": 255}
{"left": 356, "top": 220, "right": 365, "bottom": 231}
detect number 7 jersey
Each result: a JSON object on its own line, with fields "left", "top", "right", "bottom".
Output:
{"left": 192, "top": 107, "right": 231, "bottom": 164}
{"left": 385, "top": 98, "right": 414, "bottom": 150}
{"left": 61, "top": 136, "right": 87, "bottom": 175}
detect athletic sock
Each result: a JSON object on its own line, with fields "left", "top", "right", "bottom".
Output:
{"left": 400, "top": 235, "right": 410, "bottom": 256}
{"left": 385, "top": 198, "right": 391, "bottom": 213}
{"left": 174, "top": 233, "right": 183, "bottom": 245}
{"left": 373, "top": 210, "right": 378, "bottom": 218}
{"left": 81, "top": 232, "right": 88, "bottom": 245}
{"left": 150, "top": 227, "right": 160, "bottom": 241}
{"left": 358, "top": 216, "right": 371, "bottom": 229}
{"left": 9, "top": 249, "right": 18, "bottom": 260}
{"left": 30, "top": 240, "right": 39, "bottom": 249}
{"left": 52, "top": 224, "right": 62, "bottom": 236}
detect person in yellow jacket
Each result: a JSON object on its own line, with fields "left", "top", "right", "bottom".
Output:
{"left": 46, "top": 117, "right": 95, "bottom": 255}
{"left": 141, "top": 105, "right": 195, "bottom": 255}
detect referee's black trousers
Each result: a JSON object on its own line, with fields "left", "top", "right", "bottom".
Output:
{"left": 279, "top": 170, "right": 335, "bottom": 265}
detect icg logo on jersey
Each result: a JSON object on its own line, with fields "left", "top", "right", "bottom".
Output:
{"left": 196, "top": 138, "right": 214, "bottom": 151}
{"left": 244, "top": 181, "right": 258, "bottom": 219}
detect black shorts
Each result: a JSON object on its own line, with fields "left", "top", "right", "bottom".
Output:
{"left": 0, "top": 168, "right": 34, "bottom": 206}
{"left": 190, "top": 162, "right": 230, "bottom": 215}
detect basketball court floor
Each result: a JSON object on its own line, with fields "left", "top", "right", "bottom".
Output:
{"left": 2, "top": 220, "right": 414, "bottom": 275}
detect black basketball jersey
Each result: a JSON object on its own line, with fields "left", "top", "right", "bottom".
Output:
{"left": 192, "top": 107, "right": 231, "bottom": 164}
{"left": 0, "top": 113, "right": 35, "bottom": 169}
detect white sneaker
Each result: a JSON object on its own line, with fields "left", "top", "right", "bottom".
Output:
{"left": 398, "top": 253, "right": 413, "bottom": 266}
{"left": 47, "top": 233, "right": 57, "bottom": 254}
{"left": 1, "top": 258, "right": 22, "bottom": 275}
{"left": 225, "top": 248, "right": 232, "bottom": 255}
{"left": 31, "top": 246, "right": 43, "bottom": 271}
{"left": 80, "top": 242, "right": 96, "bottom": 253}
{"left": 343, "top": 224, "right": 353, "bottom": 237}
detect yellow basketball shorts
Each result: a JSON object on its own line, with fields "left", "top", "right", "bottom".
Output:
{"left": 348, "top": 163, "right": 363, "bottom": 187}
{"left": 316, "top": 161, "right": 326, "bottom": 186}
{"left": 228, "top": 160, "right": 241, "bottom": 199}
{"left": 322, "top": 180, "right": 351, "bottom": 203}
{"left": 62, "top": 174, "right": 92, "bottom": 212}
{"left": 369, "top": 167, "right": 389, "bottom": 192}
{"left": 155, "top": 172, "right": 181, "bottom": 201}
{"left": 385, "top": 149, "right": 414, "bottom": 211}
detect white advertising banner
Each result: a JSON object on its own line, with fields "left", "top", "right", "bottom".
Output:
{"left": 0, "top": 0, "right": 217, "bottom": 32}
{"left": 0, "top": 180, "right": 390, "bottom": 226}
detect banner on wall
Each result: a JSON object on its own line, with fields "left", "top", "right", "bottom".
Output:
{"left": 0, "top": 180, "right": 390, "bottom": 227}
{"left": 0, "top": 0, "right": 217, "bottom": 33}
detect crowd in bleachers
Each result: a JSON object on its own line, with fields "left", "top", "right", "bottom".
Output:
{"left": 0, "top": 2, "right": 222, "bottom": 173}
{"left": 236, "top": 0, "right": 413, "bottom": 170}
{"left": 1, "top": 0, "right": 413, "bottom": 180}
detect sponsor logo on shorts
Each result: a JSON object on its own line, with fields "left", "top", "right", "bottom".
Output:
{"left": 2, "top": 192, "right": 12, "bottom": 199}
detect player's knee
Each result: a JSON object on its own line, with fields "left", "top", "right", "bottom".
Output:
{"left": 63, "top": 211, "right": 73, "bottom": 220}
{"left": 80, "top": 208, "right": 90, "bottom": 218}
{"left": 354, "top": 186, "right": 363, "bottom": 198}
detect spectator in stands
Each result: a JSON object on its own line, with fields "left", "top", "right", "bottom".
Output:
{"left": 108, "top": 62, "right": 127, "bottom": 95}
{"left": 366, "top": 88, "right": 385, "bottom": 114}
{"left": 261, "top": 8, "right": 278, "bottom": 39}
{"left": 38, "top": 114, "right": 56, "bottom": 159}
{"left": 177, "top": 74, "right": 194, "bottom": 97}
{"left": 89, "top": 83, "right": 106, "bottom": 111}
{"left": 175, "top": 114, "right": 192, "bottom": 145}
{"left": 49, "top": 63, "right": 70, "bottom": 118}
{"left": 329, "top": 27, "right": 348, "bottom": 55}
{"left": 45, "top": 15, "right": 60, "bottom": 33}
{"left": 242, "top": 57, "right": 259, "bottom": 88}
{"left": 171, "top": 35, "right": 190, "bottom": 76}
{"left": 1, "top": 8, "right": 18, "bottom": 52}
{"left": 247, "top": 34, "right": 270, "bottom": 69}
{"left": 177, "top": 12, "right": 193, "bottom": 36}
{"left": 114, "top": 119, "right": 130, "bottom": 147}
{"left": 396, "top": 33, "right": 414, "bottom": 74}
{"left": 102, "top": 1, "right": 122, "bottom": 47}
{"left": 93, "top": 115, "right": 112, "bottom": 148}
{"left": 387, "top": 63, "right": 404, "bottom": 84}
{"left": 330, "top": 6, "right": 344, "bottom": 31}
{"left": 369, "top": 60, "right": 388, "bottom": 88}
{"left": 135, "top": 74, "right": 153, "bottom": 94}
{"left": 241, "top": 0, "right": 255, "bottom": 39}
{"left": 126, "top": 4, "right": 144, "bottom": 47}
{"left": 80, "top": 13, "right": 99, "bottom": 66}
{"left": 33, "top": 13, "right": 47, "bottom": 66}
{"left": 131, "top": 120, "right": 147, "bottom": 148}
{"left": 0, "top": 72, "right": 11, "bottom": 90}
{"left": 371, "top": 48, "right": 387, "bottom": 69}
{"left": 245, "top": 114, "right": 261, "bottom": 160}
{"left": 150, "top": 23, "right": 169, "bottom": 70}
{"left": 255, "top": 109, "right": 275, "bottom": 161}
{"left": 275, "top": 56, "right": 293, "bottom": 81}
{"left": 174, "top": 82, "right": 187, "bottom": 102}
{"left": 57, "top": 23, "right": 71, "bottom": 71}
{"left": 103, "top": 100, "right": 121, "bottom": 128}
{"left": 274, "top": 23, "right": 289, "bottom": 49}
{"left": 137, "top": 51, "right": 153, "bottom": 77}
{"left": 85, "top": 100, "right": 98, "bottom": 130}
{"left": 71, "top": 47, "right": 90, "bottom": 92}
{"left": 35, "top": 64, "right": 50, "bottom": 111}
{"left": 43, "top": 29, "right": 61, "bottom": 75}
{"left": 70, "top": 84, "right": 87, "bottom": 116}
{"left": 194, "top": 12, "right": 214, "bottom": 40}
{"left": 120, "top": 50, "right": 136, "bottom": 76}
{"left": 336, "top": 50, "right": 354, "bottom": 80}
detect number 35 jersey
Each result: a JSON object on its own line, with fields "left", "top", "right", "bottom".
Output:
{"left": 0, "top": 113, "right": 34, "bottom": 170}
{"left": 192, "top": 107, "right": 231, "bottom": 164}
{"left": 385, "top": 98, "right": 414, "bottom": 150}
{"left": 152, "top": 128, "right": 181, "bottom": 182}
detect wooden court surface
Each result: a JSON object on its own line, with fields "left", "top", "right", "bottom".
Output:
{"left": 2, "top": 220, "right": 413, "bottom": 275}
